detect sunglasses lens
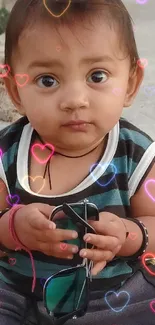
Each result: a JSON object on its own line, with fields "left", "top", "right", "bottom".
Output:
{"left": 44, "top": 267, "right": 87, "bottom": 315}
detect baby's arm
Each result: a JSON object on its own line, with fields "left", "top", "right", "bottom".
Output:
{"left": 119, "top": 164, "right": 155, "bottom": 257}
{"left": 0, "top": 179, "right": 15, "bottom": 257}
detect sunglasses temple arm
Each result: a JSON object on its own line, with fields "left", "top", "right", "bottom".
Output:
{"left": 62, "top": 204, "right": 95, "bottom": 233}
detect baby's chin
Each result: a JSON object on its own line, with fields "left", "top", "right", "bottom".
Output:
{"left": 53, "top": 134, "right": 104, "bottom": 155}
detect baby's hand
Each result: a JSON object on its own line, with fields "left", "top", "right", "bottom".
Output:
{"left": 2, "top": 203, "right": 79, "bottom": 260}
{"left": 79, "top": 212, "right": 127, "bottom": 275}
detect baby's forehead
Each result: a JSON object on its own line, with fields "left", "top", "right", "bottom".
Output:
{"left": 17, "top": 20, "right": 123, "bottom": 63}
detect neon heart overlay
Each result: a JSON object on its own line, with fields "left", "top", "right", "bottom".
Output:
{"left": 128, "top": 232, "right": 137, "bottom": 240}
{"left": 14, "top": 74, "right": 29, "bottom": 87}
{"left": 8, "top": 258, "right": 16, "bottom": 266}
{"left": 0, "top": 64, "right": 10, "bottom": 78}
{"left": 112, "top": 88, "right": 122, "bottom": 96}
{"left": 142, "top": 252, "right": 155, "bottom": 276}
{"left": 0, "top": 148, "right": 3, "bottom": 159}
{"left": 60, "top": 243, "right": 67, "bottom": 251}
{"left": 90, "top": 162, "right": 117, "bottom": 187}
{"left": 43, "top": 0, "right": 71, "bottom": 18}
{"left": 22, "top": 175, "right": 46, "bottom": 194}
{"left": 31, "top": 143, "right": 55, "bottom": 164}
{"left": 6, "top": 194, "right": 20, "bottom": 207}
{"left": 40, "top": 277, "right": 47, "bottom": 287}
{"left": 136, "top": 0, "right": 148, "bottom": 4}
{"left": 143, "top": 86, "right": 155, "bottom": 97}
{"left": 56, "top": 45, "right": 62, "bottom": 52}
{"left": 144, "top": 179, "right": 155, "bottom": 202}
{"left": 105, "top": 290, "right": 130, "bottom": 312}
{"left": 150, "top": 300, "right": 155, "bottom": 313}
{"left": 137, "top": 58, "right": 148, "bottom": 69}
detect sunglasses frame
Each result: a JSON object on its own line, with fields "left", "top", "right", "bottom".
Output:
{"left": 50, "top": 199, "right": 99, "bottom": 233}
{"left": 43, "top": 258, "right": 93, "bottom": 325}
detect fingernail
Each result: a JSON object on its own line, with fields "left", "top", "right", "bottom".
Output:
{"left": 72, "top": 232, "right": 78, "bottom": 238}
{"left": 49, "top": 222, "right": 56, "bottom": 230}
{"left": 84, "top": 235, "right": 91, "bottom": 242}
{"left": 80, "top": 251, "right": 87, "bottom": 257}
{"left": 72, "top": 246, "right": 78, "bottom": 253}
{"left": 67, "top": 255, "right": 73, "bottom": 259}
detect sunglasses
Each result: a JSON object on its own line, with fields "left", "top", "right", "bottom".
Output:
{"left": 43, "top": 200, "right": 99, "bottom": 324}
{"left": 43, "top": 257, "right": 93, "bottom": 325}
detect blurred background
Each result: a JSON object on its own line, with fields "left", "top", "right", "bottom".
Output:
{"left": 0, "top": 0, "right": 155, "bottom": 138}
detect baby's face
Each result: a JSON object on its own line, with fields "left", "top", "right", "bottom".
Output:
{"left": 9, "top": 19, "right": 139, "bottom": 152}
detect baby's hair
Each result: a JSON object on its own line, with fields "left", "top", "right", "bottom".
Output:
{"left": 5, "top": 0, "right": 139, "bottom": 72}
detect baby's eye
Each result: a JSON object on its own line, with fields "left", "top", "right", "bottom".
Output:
{"left": 87, "top": 70, "right": 108, "bottom": 83}
{"left": 36, "top": 75, "right": 58, "bottom": 88}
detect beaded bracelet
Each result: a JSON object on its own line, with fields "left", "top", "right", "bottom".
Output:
{"left": 119, "top": 218, "right": 149, "bottom": 261}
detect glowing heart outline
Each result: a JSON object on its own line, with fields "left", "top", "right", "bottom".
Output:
{"left": 137, "top": 58, "right": 148, "bottom": 69}
{"left": 142, "top": 252, "right": 155, "bottom": 276}
{"left": 128, "top": 232, "right": 137, "bottom": 241}
{"left": 6, "top": 194, "right": 20, "bottom": 207}
{"left": 90, "top": 162, "right": 117, "bottom": 187}
{"left": 14, "top": 74, "right": 29, "bottom": 87}
{"left": 0, "top": 64, "right": 11, "bottom": 78}
{"left": 60, "top": 242, "right": 67, "bottom": 251}
{"left": 43, "top": 0, "right": 72, "bottom": 18}
{"left": 8, "top": 257, "right": 17, "bottom": 266}
{"left": 150, "top": 300, "right": 155, "bottom": 313}
{"left": 144, "top": 179, "right": 155, "bottom": 202}
{"left": 104, "top": 290, "right": 130, "bottom": 312}
{"left": 31, "top": 143, "right": 55, "bottom": 165}
{"left": 22, "top": 175, "right": 46, "bottom": 194}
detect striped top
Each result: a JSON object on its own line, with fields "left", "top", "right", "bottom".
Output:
{"left": 0, "top": 116, "right": 155, "bottom": 299}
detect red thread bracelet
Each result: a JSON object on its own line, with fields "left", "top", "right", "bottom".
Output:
{"left": 9, "top": 204, "right": 36, "bottom": 292}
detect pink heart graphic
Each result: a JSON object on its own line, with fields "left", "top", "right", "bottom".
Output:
{"left": 128, "top": 232, "right": 137, "bottom": 240}
{"left": 0, "top": 148, "right": 3, "bottom": 159}
{"left": 8, "top": 258, "right": 16, "bottom": 266}
{"left": 56, "top": 45, "right": 62, "bottom": 52}
{"left": 22, "top": 175, "right": 45, "bottom": 194}
{"left": 142, "top": 252, "right": 155, "bottom": 276}
{"left": 6, "top": 194, "right": 20, "bottom": 207}
{"left": 137, "top": 58, "right": 148, "bottom": 69}
{"left": 150, "top": 300, "right": 155, "bottom": 313}
{"left": 112, "top": 88, "right": 122, "bottom": 96}
{"left": 60, "top": 243, "right": 67, "bottom": 251}
{"left": 0, "top": 64, "right": 10, "bottom": 78}
{"left": 14, "top": 74, "right": 29, "bottom": 87}
{"left": 31, "top": 143, "right": 55, "bottom": 164}
{"left": 144, "top": 179, "right": 155, "bottom": 202}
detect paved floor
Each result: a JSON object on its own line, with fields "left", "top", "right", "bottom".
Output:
{"left": 0, "top": 0, "right": 155, "bottom": 139}
{"left": 122, "top": 0, "right": 155, "bottom": 139}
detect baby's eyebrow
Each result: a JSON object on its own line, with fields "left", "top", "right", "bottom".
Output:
{"left": 27, "top": 55, "right": 114, "bottom": 70}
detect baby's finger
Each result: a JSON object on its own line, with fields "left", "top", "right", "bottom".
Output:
{"left": 83, "top": 233, "right": 119, "bottom": 251}
{"left": 91, "top": 261, "right": 107, "bottom": 276}
{"left": 80, "top": 248, "right": 113, "bottom": 262}
{"left": 36, "top": 228, "right": 78, "bottom": 242}
{"left": 29, "top": 211, "right": 56, "bottom": 230}
{"left": 37, "top": 241, "right": 79, "bottom": 258}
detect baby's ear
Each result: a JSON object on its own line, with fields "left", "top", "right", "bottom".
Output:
{"left": 124, "top": 64, "right": 144, "bottom": 108}
{"left": 4, "top": 73, "right": 26, "bottom": 115}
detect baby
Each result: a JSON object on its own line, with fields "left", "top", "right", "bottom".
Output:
{"left": 0, "top": 0, "right": 155, "bottom": 324}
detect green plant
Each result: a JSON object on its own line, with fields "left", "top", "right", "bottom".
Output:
{"left": 0, "top": 7, "right": 9, "bottom": 35}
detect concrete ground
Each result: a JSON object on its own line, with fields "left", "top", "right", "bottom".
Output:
{"left": 0, "top": 0, "right": 155, "bottom": 139}
{"left": 122, "top": 0, "right": 155, "bottom": 139}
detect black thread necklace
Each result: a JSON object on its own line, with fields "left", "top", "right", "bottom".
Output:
{"left": 36, "top": 133, "right": 103, "bottom": 190}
